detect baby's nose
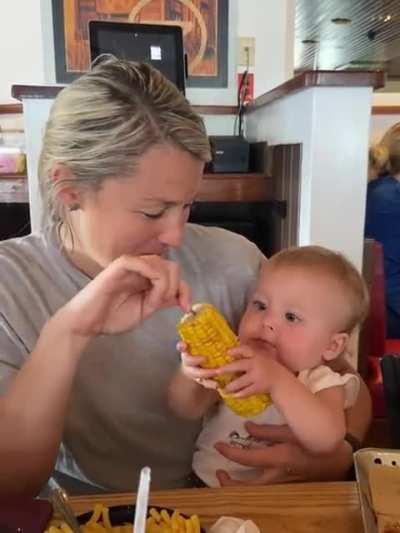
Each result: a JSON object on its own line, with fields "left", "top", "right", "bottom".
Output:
{"left": 263, "top": 319, "right": 275, "bottom": 332}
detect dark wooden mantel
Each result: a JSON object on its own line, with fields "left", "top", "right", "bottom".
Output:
{"left": 10, "top": 84, "right": 236, "bottom": 115}
{"left": 11, "top": 69, "right": 385, "bottom": 116}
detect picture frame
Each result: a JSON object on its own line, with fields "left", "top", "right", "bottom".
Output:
{"left": 51, "top": 0, "right": 228, "bottom": 88}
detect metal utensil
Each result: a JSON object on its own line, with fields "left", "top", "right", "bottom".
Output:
{"left": 133, "top": 466, "right": 151, "bottom": 533}
{"left": 50, "top": 487, "right": 81, "bottom": 533}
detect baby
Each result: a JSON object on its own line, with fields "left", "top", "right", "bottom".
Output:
{"left": 168, "top": 245, "right": 369, "bottom": 487}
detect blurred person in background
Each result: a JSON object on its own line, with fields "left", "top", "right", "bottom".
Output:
{"left": 365, "top": 139, "right": 400, "bottom": 338}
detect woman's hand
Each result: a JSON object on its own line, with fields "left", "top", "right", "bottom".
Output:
{"left": 215, "top": 422, "right": 353, "bottom": 486}
{"left": 59, "top": 254, "right": 191, "bottom": 337}
{"left": 177, "top": 342, "right": 219, "bottom": 389}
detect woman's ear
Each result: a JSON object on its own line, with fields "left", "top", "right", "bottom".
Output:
{"left": 322, "top": 332, "right": 350, "bottom": 361}
{"left": 50, "top": 164, "right": 82, "bottom": 210}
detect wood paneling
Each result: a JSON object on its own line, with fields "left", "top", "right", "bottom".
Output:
{"left": 0, "top": 174, "right": 270, "bottom": 204}
{"left": 0, "top": 103, "right": 23, "bottom": 115}
{"left": 268, "top": 144, "right": 302, "bottom": 251}
{"left": 372, "top": 106, "right": 400, "bottom": 115}
{"left": 198, "top": 173, "right": 271, "bottom": 202}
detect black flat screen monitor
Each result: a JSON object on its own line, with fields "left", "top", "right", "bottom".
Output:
{"left": 89, "top": 21, "right": 186, "bottom": 93}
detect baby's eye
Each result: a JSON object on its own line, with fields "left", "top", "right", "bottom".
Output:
{"left": 252, "top": 299, "right": 267, "bottom": 311}
{"left": 285, "top": 312, "right": 300, "bottom": 323}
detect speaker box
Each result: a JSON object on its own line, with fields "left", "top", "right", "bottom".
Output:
{"left": 206, "top": 135, "right": 250, "bottom": 173}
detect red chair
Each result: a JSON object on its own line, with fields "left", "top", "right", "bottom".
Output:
{"left": 360, "top": 239, "right": 400, "bottom": 417}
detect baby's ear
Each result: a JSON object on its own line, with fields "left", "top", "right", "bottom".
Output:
{"left": 322, "top": 332, "right": 349, "bottom": 361}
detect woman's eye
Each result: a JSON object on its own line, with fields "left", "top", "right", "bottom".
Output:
{"left": 252, "top": 300, "right": 267, "bottom": 311}
{"left": 285, "top": 312, "right": 300, "bottom": 323}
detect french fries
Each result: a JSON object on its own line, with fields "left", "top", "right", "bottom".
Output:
{"left": 45, "top": 502, "right": 202, "bottom": 533}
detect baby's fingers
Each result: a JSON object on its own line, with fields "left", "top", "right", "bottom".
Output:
{"left": 223, "top": 374, "right": 253, "bottom": 394}
{"left": 181, "top": 352, "right": 205, "bottom": 367}
{"left": 176, "top": 341, "right": 188, "bottom": 353}
{"left": 182, "top": 364, "right": 219, "bottom": 381}
{"left": 215, "top": 359, "right": 250, "bottom": 376}
{"left": 195, "top": 377, "right": 219, "bottom": 390}
{"left": 228, "top": 345, "right": 254, "bottom": 359}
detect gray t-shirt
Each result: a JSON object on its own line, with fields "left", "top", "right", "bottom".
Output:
{"left": 0, "top": 223, "right": 263, "bottom": 492}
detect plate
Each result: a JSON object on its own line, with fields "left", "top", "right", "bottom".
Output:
{"left": 354, "top": 447, "right": 400, "bottom": 533}
{"left": 78, "top": 504, "right": 206, "bottom": 531}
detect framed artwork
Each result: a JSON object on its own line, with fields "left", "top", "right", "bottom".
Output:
{"left": 51, "top": 0, "right": 228, "bottom": 87}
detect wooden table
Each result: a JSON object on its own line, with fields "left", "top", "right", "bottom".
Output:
{"left": 70, "top": 481, "right": 364, "bottom": 532}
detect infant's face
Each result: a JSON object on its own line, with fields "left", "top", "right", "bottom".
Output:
{"left": 238, "top": 263, "right": 349, "bottom": 372}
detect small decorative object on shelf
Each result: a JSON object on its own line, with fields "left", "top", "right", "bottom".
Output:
{"left": 0, "top": 178, "right": 29, "bottom": 203}
{"left": 0, "top": 146, "right": 26, "bottom": 176}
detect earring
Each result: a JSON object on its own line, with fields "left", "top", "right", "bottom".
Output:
{"left": 68, "top": 203, "right": 80, "bottom": 211}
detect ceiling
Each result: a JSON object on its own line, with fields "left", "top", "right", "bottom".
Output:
{"left": 295, "top": 0, "right": 400, "bottom": 78}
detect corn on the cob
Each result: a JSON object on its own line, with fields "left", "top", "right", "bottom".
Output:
{"left": 177, "top": 303, "right": 272, "bottom": 417}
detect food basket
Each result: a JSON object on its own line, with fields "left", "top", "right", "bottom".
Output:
{"left": 354, "top": 447, "right": 400, "bottom": 533}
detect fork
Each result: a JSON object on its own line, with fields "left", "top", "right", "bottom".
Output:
{"left": 50, "top": 487, "right": 81, "bottom": 533}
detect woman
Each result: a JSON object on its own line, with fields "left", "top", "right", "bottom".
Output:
{"left": 0, "top": 57, "right": 370, "bottom": 496}
{"left": 365, "top": 139, "right": 400, "bottom": 338}
{"left": 368, "top": 143, "right": 389, "bottom": 182}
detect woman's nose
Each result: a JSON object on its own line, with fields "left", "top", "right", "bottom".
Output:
{"left": 158, "top": 212, "right": 186, "bottom": 248}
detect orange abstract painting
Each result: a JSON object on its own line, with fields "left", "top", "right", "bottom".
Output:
{"left": 52, "top": 0, "right": 228, "bottom": 86}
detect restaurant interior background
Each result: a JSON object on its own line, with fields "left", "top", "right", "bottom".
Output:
{"left": 1, "top": 0, "right": 400, "bottom": 446}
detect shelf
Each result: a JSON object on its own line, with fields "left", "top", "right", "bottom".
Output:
{"left": 0, "top": 177, "right": 29, "bottom": 203}
{"left": 199, "top": 173, "right": 272, "bottom": 202}
{"left": 0, "top": 103, "right": 23, "bottom": 115}
{"left": 0, "top": 173, "right": 27, "bottom": 179}
{"left": 0, "top": 173, "right": 271, "bottom": 205}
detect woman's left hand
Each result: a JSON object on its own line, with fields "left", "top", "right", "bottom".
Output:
{"left": 215, "top": 422, "right": 353, "bottom": 486}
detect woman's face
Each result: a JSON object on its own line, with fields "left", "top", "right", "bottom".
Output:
{"left": 68, "top": 143, "right": 204, "bottom": 269}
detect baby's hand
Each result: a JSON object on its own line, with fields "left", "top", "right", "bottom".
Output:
{"left": 177, "top": 341, "right": 219, "bottom": 390}
{"left": 215, "top": 345, "right": 286, "bottom": 397}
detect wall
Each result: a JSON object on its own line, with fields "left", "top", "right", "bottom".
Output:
{"left": 1, "top": 1, "right": 294, "bottom": 105}
{"left": 370, "top": 93, "right": 400, "bottom": 144}
{"left": 0, "top": 0, "right": 47, "bottom": 103}
{"left": 238, "top": 0, "right": 294, "bottom": 96}
{"left": 246, "top": 85, "right": 373, "bottom": 272}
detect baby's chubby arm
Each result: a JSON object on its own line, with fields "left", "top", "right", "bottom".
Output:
{"left": 167, "top": 342, "right": 219, "bottom": 420}
{"left": 216, "top": 346, "right": 346, "bottom": 454}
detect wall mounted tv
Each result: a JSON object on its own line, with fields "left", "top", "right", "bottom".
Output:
{"left": 89, "top": 21, "right": 186, "bottom": 94}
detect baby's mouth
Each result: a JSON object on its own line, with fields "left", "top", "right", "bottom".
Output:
{"left": 247, "top": 338, "right": 278, "bottom": 357}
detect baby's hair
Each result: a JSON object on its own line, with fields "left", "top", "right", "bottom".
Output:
{"left": 267, "top": 245, "right": 370, "bottom": 333}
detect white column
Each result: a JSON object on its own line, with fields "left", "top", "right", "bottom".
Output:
{"left": 22, "top": 98, "right": 54, "bottom": 232}
{"left": 246, "top": 85, "right": 373, "bottom": 271}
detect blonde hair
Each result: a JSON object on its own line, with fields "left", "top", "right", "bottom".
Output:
{"left": 369, "top": 144, "right": 389, "bottom": 177}
{"left": 267, "top": 245, "right": 370, "bottom": 333}
{"left": 381, "top": 124, "right": 400, "bottom": 176}
{"left": 38, "top": 56, "right": 211, "bottom": 230}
